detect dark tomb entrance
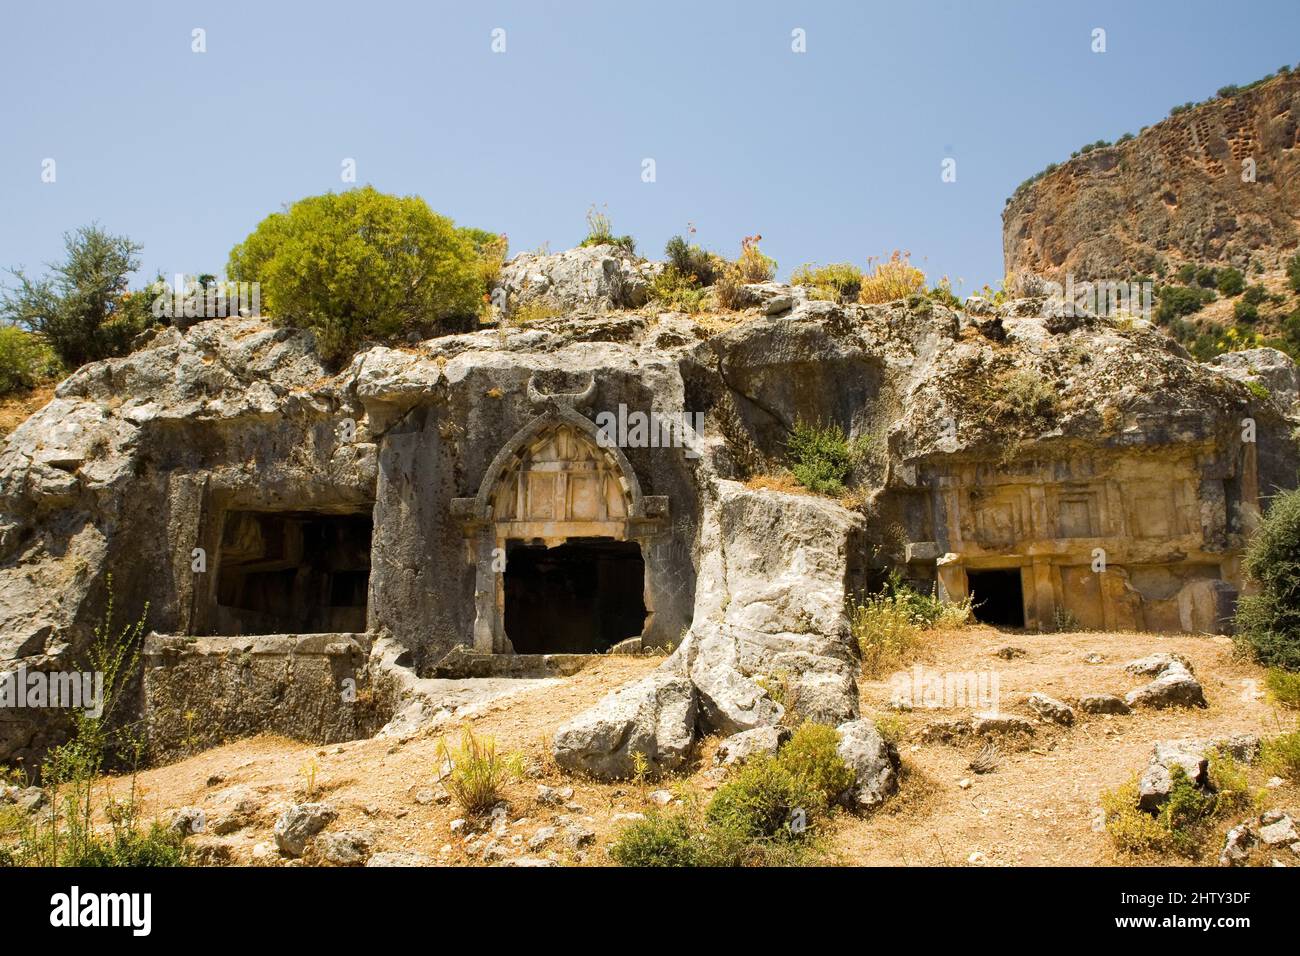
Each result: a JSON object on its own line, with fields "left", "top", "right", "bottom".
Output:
{"left": 504, "top": 538, "right": 647, "bottom": 653}
{"left": 967, "top": 568, "right": 1026, "bottom": 628}
{"left": 214, "top": 510, "right": 372, "bottom": 634}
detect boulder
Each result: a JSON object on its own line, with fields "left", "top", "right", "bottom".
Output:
{"left": 835, "top": 720, "right": 901, "bottom": 811}
{"left": 168, "top": 806, "right": 206, "bottom": 837}
{"left": 1125, "top": 662, "right": 1206, "bottom": 710}
{"left": 1220, "top": 825, "right": 1258, "bottom": 866}
{"left": 1077, "top": 694, "right": 1131, "bottom": 715}
{"left": 1207, "top": 348, "right": 1300, "bottom": 416}
{"left": 1259, "top": 814, "right": 1298, "bottom": 846}
{"left": 309, "top": 829, "right": 373, "bottom": 866}
{"left": 273, "top": 802, "right": 337, "bottom": 858}
{"left": 1123, "top": 653, "right": 1194, "bottom": 676}
{"left": 714, "top": 726, "right": 784, "bottom": 767}
{"left": 553, "top": 672, "right": 697, "bottom": 780}
{"left": 1138, "top": 740, "right": 1210, "bottom": 812}
{"left": 1027, "top": 693, "right": 1075, "bottom": 726}
{"left": 494, "top": 244, "right": 658, "bottom": 316}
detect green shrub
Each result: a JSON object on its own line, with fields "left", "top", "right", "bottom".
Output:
{"left": 1194, "top": 266, "right": 1219, "bottom": 288}
{"left": 777, "top": 723, "right": 855, "bottom": 811}
{"left": 461, "top": 228, "right": 508, "bottom": 305}
{"left": 1235, "top": 487, "right": 1300, "bottom": 670}
{"left": 1287, "top": 254, "right": 1300, "bottom": 295}
{"left": 1101, "top": 766, "right": 1214, "bottom": 858}
{"left": 1262, "top": 730, "right": 1300, "bottom": 783}
{"left": 227, "top": 187, "right": 482, "bottom": 363}
{"left": 1, "top": 225, "right": 150, "bottom": 368}
{"left": 786, "top": 419, "right": 869, "bottom": 496}
{"left": 608, "top": 811, "right": 700, "bottom": 866}
{"left": 663, "top": 236, "right": 720, "bottom": 286}
{"left": 649, "top": 266, "right": 710, "bottom": 314}
{"left": 706, "top": 757, "right": 813, "bottom": 839}
{"left": 0, "top": 326, "right": 60, "bottom": 395}
{"left": 1234, "top": 299, "right": 1259, "bottom": 324}
{"left": 790, "top": 263, "right": 864, "bottom": 303}
{"left": 1159, "top": 765, "right": 1216, "bottom": 856}
{"left": 1216, "top": 268, "right": 1245, "bottom": 296}
{"left": 1207, "top": 748, "right": 1255, "bottom": 816}
{"left": 1154, "top": 285, "right": 1214, "bottom": 324}
{"left": 1175, "top": 264, "right": 1197, "bottom": 284}
{"left": 1265, "top": 668, "right": 1300, "bottom": 709}
{"left": 1101, "top": 777, "right": 1173, "bottom": 854}
{"left": 1242, "top": 284, "right": 1269, "bottom": 306}
{"left": 850, "top": 593, "right": 923, "bottom": 678}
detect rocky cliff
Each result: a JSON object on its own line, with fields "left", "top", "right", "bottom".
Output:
{"left": 1003, "top": 72, "right": 1300, "bottom": 283}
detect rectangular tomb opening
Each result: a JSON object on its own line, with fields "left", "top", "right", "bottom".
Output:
{"left": 214, "top": 509, "right": 372, "bottom": 635}
{"left": 503, "top": 538, "right": 647, "bottom": 653}
{"left": 967, "top": 567, "right": 1026, "bottom": 629}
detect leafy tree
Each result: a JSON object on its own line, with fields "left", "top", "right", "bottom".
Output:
{"left": 227, "top": 187, "right": 482, "bottom": 362}
{"left": 1236, "top": 488, "right": 1300, "bottom": 670}
{"left": 1, "top": 226, "right": 147, "bottom": 367}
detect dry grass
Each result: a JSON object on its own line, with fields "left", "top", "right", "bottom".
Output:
{"left": 858, "top": 251, "right": 926, "bottom": 304}
{"left": 79, "top": 629, "right": 1300, "bottom": 868}
{"left": 0, "top": 383, "right": 56, "bottom": 437}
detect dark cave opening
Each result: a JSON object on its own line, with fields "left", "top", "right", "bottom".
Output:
{"left": 967, "top": 568, "right": 1026, "bottom": 629}
{"left": 214, "top": 510, "right": 372, "bottom": 634}
{"left": 504, "top": 538, "right": 647, "bottom": 654}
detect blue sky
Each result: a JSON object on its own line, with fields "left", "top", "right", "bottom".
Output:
{"left": 1, "top": 0, "right": 1297, "bottom": 295}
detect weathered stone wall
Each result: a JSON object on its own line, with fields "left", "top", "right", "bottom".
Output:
{"left": 141, "top": 632, "right": 383, "bottom": 761}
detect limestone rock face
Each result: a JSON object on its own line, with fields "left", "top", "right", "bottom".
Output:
{"left": 665, "top": 480, "right": 864, "bottom": 735}
{"left": 552, "top": 672, "right": 697, "bottom": 779}
{"left": 1, "top": 242, "right": 1296, "bottom": 767}
{"left": 494, "top": 244, "right": 659, "bottom": 316}
{"left": 1207, "top": 348, "right": 1300, "bottom": 418}
{"left": 1003, "top": 72, "right": 1300, "bottom": 282}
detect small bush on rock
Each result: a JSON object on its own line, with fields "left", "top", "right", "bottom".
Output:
{"left": 1, "top": 225, "right": 151, "bottom": 368}
{"left": 1235, "top": 488, "right": 1300, "bottom": 670}
{"left": 786, "top": 419, "right": 869, "bottom": 496}
{"left": 663, "top": 236, "right": 720, "bottom": 287}
{"left": 580, "top": 204, "right": 635, "bottom": 253}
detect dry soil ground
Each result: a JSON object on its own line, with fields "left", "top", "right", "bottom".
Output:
{"left": 95, "top": 626, "right": 1298, "bottom": 867}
